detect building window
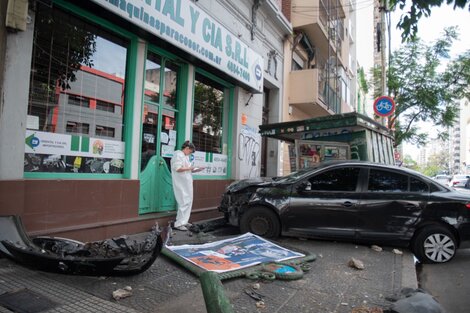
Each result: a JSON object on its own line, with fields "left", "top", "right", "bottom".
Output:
{"left": 192, "top": 73, "right": 224, "bottom": 154}
{"left": 292, "top": 51, "right": 305, "bottom": 71}
{"left": 190, "top": 72, "right": 230, "bottom": 177}
{"left": 96, "top": 100, "right": 115, "bottom": 113}
{"left": 24, "top": 3, "right": 129, "bottom": 174}
{"left": 66, "top": 121, "right": 89, "bottom": 135}
{"left": 68, "top": 95, "right": 90, "bottom": 108}
{"left": 292, "top": 60, "right": 303, "bottom": 71}
{"left": 96, "top": 125, "right": 115, "bottom": 138}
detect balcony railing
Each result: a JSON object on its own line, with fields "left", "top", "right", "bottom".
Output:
{"left": 320, "top": 84, "right": 341, "bottom": 114}
{"left": 319, "top": 0, "right": 328, "bottom": 28}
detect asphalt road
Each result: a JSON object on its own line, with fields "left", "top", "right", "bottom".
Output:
{"left": 417, "top": 248, "right": 470, "bottom": 313}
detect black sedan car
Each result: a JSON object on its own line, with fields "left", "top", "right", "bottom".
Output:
{"left": 218, "top": 161, "right": 470, "bottom": 263}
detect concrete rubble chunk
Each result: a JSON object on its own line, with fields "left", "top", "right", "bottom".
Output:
{"left": 255, "top": 301, "right": 265, "bottom": 308}
{"left": 112, "top": 287, "right": 133, "bottom": 300}
{"left": 348, "top": 257, "right": 365, "bottom": 270}
{"left": 371, "top": 245, "right": 383, "bottom": 252}
{"left": 393, "top": 249, "right": 403, "bottom": 255}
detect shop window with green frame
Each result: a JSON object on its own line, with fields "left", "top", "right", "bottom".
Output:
{"left": 24, "top": 2, "right": 132, "bottom": 176}
{"left": 141, "top": 51, "right": 180, "bottom": 171}
{"left": 191, "top": 71, "right": 232, "bottom": 177}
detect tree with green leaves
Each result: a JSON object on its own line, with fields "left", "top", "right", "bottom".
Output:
{"left": 193, "top": 82, "right": 223, "bottom": 136}
{"left": 390, "top": 0, "right": 470, "bottom": 41}
{"left": 358, "top": 67, "right": 369, "bottom": 94}
{"left": 29, "top": 3, "right": 97, "bottom": 132}
{"left": 373, "top": 27, "right": 470, "bottom": 147}
{"left": 192, "top": 81, "right": 224, "bottom": 152}
{"left": 357, "top": 67, "right": 369, "bottom": 114}
{"left": 402, "top": 154, "right": 418, "bottom": 169}
{"left": 421, "top": 151, "right": 450, "bottom": 176}
{"left": 33, "top": 3, "right": 96, "bottom": 98}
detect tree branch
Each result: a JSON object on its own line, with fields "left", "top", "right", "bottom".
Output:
{"left": 402, "top": 108, "right": 426, "bottom": 135}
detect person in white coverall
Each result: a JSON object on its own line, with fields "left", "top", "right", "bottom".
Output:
{"left": 171, "top": 141, "right": 204, "bottom": 231}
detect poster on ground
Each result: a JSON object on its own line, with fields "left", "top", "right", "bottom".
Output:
{"left": 165, "top": 233, "right": 305, "bottom": 273}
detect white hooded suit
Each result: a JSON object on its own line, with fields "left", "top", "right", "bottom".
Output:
{"left": 171, "top": 150, "right": 193, "bottom": 228}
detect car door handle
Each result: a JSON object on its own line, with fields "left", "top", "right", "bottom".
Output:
{"left": 342, "top": 201, "right": 355, "bottom": 207}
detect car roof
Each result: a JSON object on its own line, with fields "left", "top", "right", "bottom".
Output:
{"left": 273, "top": 160, "right": 450, "bottom": 191}
{"left": 316, "top": 160, "right": 414, "bottom": 171}
{"left": 303, "top": 160, "right": 432, "bottom": 180}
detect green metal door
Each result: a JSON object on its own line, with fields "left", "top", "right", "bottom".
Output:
{"left": 139, "top": 155, "right": 175, "bottom": 213}
{"left": 139, "top": 52, "right": 181, "bottom": 214}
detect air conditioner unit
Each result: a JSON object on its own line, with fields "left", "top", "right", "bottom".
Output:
{"left": 6, "top": 0, "right": 29, "bottom": 31}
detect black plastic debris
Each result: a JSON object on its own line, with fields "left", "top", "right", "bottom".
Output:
{"left": 387, "top": 288, "right": 446, "bottom": 313}
{"left": 0, "top": 215, "right": 169, "bottom": 276}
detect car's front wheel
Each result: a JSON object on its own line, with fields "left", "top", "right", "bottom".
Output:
{"left": 239, "top": 206, "right": 281, "bottom": 238}
{"left": 412, "top": 225, "right": 457, "bottom": 263}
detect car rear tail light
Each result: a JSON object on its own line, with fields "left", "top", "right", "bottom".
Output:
{"left": 453, "top": 181, "right": 459, "bottom": 186}
{"left": 466, "top": 203, "right": 470, "bottom": 210}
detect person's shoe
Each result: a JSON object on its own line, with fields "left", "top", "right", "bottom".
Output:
{"left": 185, "top": 223, "right": 193, "bottom": 227}
{"left": 174, "top": 225, "right": 188, "bottom": 231}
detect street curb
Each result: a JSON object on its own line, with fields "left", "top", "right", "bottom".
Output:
{"left": 401, "top": 253, "right": 419, "bottom": 289}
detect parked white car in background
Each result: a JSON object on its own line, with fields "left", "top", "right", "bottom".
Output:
{"left": 432, "top": 175, "right": 451, "bottom": 185}
{"left": 448, "top": 174, "right": 470, "bottom": 188}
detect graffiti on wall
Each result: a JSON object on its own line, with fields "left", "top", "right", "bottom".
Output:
{"left": 238, "top": 126, "right": 261, "bottom": 178}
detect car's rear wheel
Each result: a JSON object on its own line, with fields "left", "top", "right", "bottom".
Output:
{"left": 239, "top": 206, "right": 280, "bottom": 238}
{"left": 412, "top": 225, "right": 457, "bottom": 263}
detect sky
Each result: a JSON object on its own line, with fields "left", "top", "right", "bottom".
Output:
{"left": 390, "top": 4, "right": 470, "bottom": 56}
{"left": 357, "top": 1, "right": 470, "bottom": 76}
{"left": 356, "top": 1, "right": 470, "bottom": 159}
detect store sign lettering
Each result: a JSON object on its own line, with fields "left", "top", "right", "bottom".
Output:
{"left": 93, "top": 0, "right": 263, "bottom": 92}
{"left": 202, "top": 18, "right": 222, "bottom": 51}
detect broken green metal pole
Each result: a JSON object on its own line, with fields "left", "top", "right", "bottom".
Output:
{"left": 200, "top": 271, "right": 235, "bottom": 313}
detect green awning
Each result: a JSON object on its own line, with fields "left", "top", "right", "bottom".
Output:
{"left": 259, "top": 112, "right": 394, "bottom": 143}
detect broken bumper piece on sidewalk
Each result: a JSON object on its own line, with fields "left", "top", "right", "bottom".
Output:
{"left": 0, "top": 215, "right": 170, "bottom": 276}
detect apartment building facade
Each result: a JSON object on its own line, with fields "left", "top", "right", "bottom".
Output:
{"left": 450, "top": 99, "right": 470, "bottom": 174}
{"left": 272, "top": 0, "right": 363, "bottom": 175}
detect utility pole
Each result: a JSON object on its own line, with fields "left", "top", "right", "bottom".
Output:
{"left": 380, "top": 0, "right": 387, "bottom": 96}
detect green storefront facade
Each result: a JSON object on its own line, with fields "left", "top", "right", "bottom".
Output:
{"left": 0, "top": 0, "right": 291, "bottom": 240}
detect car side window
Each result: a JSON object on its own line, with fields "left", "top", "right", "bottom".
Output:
{"left": 368, "top": 169, "right": 407, "bottom": 192}
{"left": 430, "top": 184, "right": 442, "bottom": 192}
{"left": 308, "top": 167, "right": 360, "bottom": 191}
{"left": 410, "top": 177, "right": 429, "bottom": 193}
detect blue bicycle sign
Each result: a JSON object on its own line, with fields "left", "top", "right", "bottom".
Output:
{"left": 373, "top": 96, "right": 395, "bottom": 117}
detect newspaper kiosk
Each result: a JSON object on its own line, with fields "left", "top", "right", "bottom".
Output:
{"left": 259, "top": 112, "right": 395, "bottom": 171}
